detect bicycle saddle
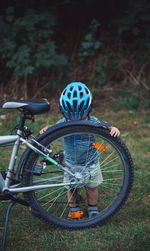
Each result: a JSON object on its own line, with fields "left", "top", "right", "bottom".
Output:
{"left": 2, "top": 99, "right": 50, "bottom": 115}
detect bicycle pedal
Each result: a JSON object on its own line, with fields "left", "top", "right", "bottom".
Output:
{"left": 68, "top": 211, "right": 84, "bottom": 219}
{"left": 33, "top": 165, "right": 43, "bottom": 175}
{"left": 25, "top": 165, "right": 43, "bottom": 175}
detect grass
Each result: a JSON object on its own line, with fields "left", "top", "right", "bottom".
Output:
{"left": 0, "top": 106, "right": 150, "bottom": 251}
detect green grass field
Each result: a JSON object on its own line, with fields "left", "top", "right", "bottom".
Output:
{"left": 0, "top": 107, "right": 150, "bottom": 251}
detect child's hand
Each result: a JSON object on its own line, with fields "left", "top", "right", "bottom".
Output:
{"left": 40, "top": 126, "right": 48, "bottom": 134}
{"left": 109, "top": 127, "right": 120, "bottom": 137}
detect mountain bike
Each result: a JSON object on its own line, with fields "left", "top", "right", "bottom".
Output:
{"left": 0, "top": 99, "right": 134, "bottom": 248}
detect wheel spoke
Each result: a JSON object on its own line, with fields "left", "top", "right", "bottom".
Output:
{"left": 37, "top": 186, "right": 65, "bottom": 201}
{"left": 100, "top": 155, "right": 119, "bottom": 168}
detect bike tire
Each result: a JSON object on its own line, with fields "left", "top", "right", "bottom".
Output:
{"left": 22, "top": 124, "right": 134, "bottom": 229}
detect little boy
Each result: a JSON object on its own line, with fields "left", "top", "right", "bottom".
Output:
{"left": 40, "top": 82, "right": 120, "bottom": 217}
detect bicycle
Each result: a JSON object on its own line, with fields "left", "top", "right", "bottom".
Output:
{"left": 0, "top": 99, "right": 134, "bottom": 247}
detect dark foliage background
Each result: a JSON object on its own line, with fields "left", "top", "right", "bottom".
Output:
{"left": 0, "top": 2, "right": 150, "bottom": 250}
{"left": 0, "top": 0, "right": 150, "bottom": 109}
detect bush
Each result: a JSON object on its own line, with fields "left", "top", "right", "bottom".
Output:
{"left": 78, "top": 19, "right": 101, "bottom": 61}
{"left": 113, "top": 0, "right": 150, "bottom": 64}
{"left": 0, "top": 7, "right": 68, "bottom": 78}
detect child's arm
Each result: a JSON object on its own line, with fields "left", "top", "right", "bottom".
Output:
{"left": 107, "top": 126, "right": 120, "bottom": 137}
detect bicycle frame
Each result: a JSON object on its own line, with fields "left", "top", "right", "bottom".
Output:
{"left": 0, "top": 131, "right": 76, "bottom": 195}
{"left": 0, "top": 117, "right": 111, "bottom": 196}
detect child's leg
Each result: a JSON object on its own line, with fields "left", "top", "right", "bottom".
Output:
{"left": 86, "top": 186, "right": 99, "bottom": 217}
{"left": 67, "top": 189, "right": 79, "bottom": 207}
{"left": 86, "top": 187, "right": 98, "bottom": 205}
{"left": 68, "top": 187, "right": 98, "bottom": 206}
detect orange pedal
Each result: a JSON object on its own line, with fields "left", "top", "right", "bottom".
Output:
{"left": 68, "top": 211, "right": 84, "bottom": 219}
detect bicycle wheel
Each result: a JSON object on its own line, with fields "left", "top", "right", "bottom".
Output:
{"left": 22, "top": 124, "right": 134, "bottom": 229}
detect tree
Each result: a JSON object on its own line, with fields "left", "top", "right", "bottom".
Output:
{"left": 0, "top": 7, "right": 68, "bottom": 98}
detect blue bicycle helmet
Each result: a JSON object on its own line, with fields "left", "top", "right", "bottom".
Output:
{"left": 60, "top": 82, "right": 93, "bottom": 120}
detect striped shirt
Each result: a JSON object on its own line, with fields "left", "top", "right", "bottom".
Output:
{"left": 57, "top": 116, "right": 100, "bottom": 166}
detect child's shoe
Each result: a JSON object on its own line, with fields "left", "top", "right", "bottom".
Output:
{"left": 88, "top": 205, "right": 99, "bottom": 217}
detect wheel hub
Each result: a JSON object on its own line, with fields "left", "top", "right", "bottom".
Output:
{"left": 69, "top": 166, "right": 90, "bottom": 188}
